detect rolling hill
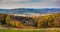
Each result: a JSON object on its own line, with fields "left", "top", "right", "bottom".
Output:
{"left": 0, "top": 8, "right": 60, "bottom": 14}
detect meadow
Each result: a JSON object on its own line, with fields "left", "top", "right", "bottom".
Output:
{"left": 0, "top": 29, "right": 60, "bottom": 32}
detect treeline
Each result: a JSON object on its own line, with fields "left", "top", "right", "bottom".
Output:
{"left": 0, "top": 13, "right": 60, "bottom": 29}
{"left": 0, "top": 14, "right": 7, "bottom": 24}
{"left": 36, "top": 13, "right": 60, "bottom": 28}
{"left": 0, "top": 14, "right": 37, "bottom": 29}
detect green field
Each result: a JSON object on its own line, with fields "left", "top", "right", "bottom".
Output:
{"left": 0, "top": 29, "right": 60, "bottom": 32}
{"left": 0, "top": 29, "right": 49, "bottom": 32}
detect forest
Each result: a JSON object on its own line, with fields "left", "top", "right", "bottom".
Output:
{"left": 0, "top": 13, "right": 60, "bottom": 29}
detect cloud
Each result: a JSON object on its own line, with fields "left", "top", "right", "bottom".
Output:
{"left": 10, "top": 0, "right": 30, "bottom": 2}
{"left": 0, "top": 0, "right": 30, "bottom": 4}
{"left": 0, "top": 0, "right": 60, "bottom": 9}
{"left": 0, "top": 0, "right": 59, "bottom": 4}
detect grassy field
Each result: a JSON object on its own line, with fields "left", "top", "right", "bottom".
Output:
{"left": 0, "top": 29, "right": 60, "bottom": 32}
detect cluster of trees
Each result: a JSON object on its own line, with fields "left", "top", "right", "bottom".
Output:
{"left": 36, "top": 13, "right": 60, "bottom": 28}
{"left": 0, "top": 14, "right": 7, "bottom": 24}
{"left": 6, "top": 15, "right": 37, "bottom": 29}
{"left": 0, "top": 13, "right": 60, "bottom": 29}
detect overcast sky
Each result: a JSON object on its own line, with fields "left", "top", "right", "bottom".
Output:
{"left": 0, "top": 0, "right": 60, "bottom": 9}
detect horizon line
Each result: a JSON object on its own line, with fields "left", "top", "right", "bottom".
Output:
{"left": 0, "top": 7, "right": 60, "bottom": 9}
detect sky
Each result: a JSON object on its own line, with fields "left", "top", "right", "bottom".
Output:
{"left": 0, "top": 0, "right": 60, "bottom": 9}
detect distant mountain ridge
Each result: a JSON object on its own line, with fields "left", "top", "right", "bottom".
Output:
{"left": 0, "top": 8, "right": 60, "bottom": 14}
